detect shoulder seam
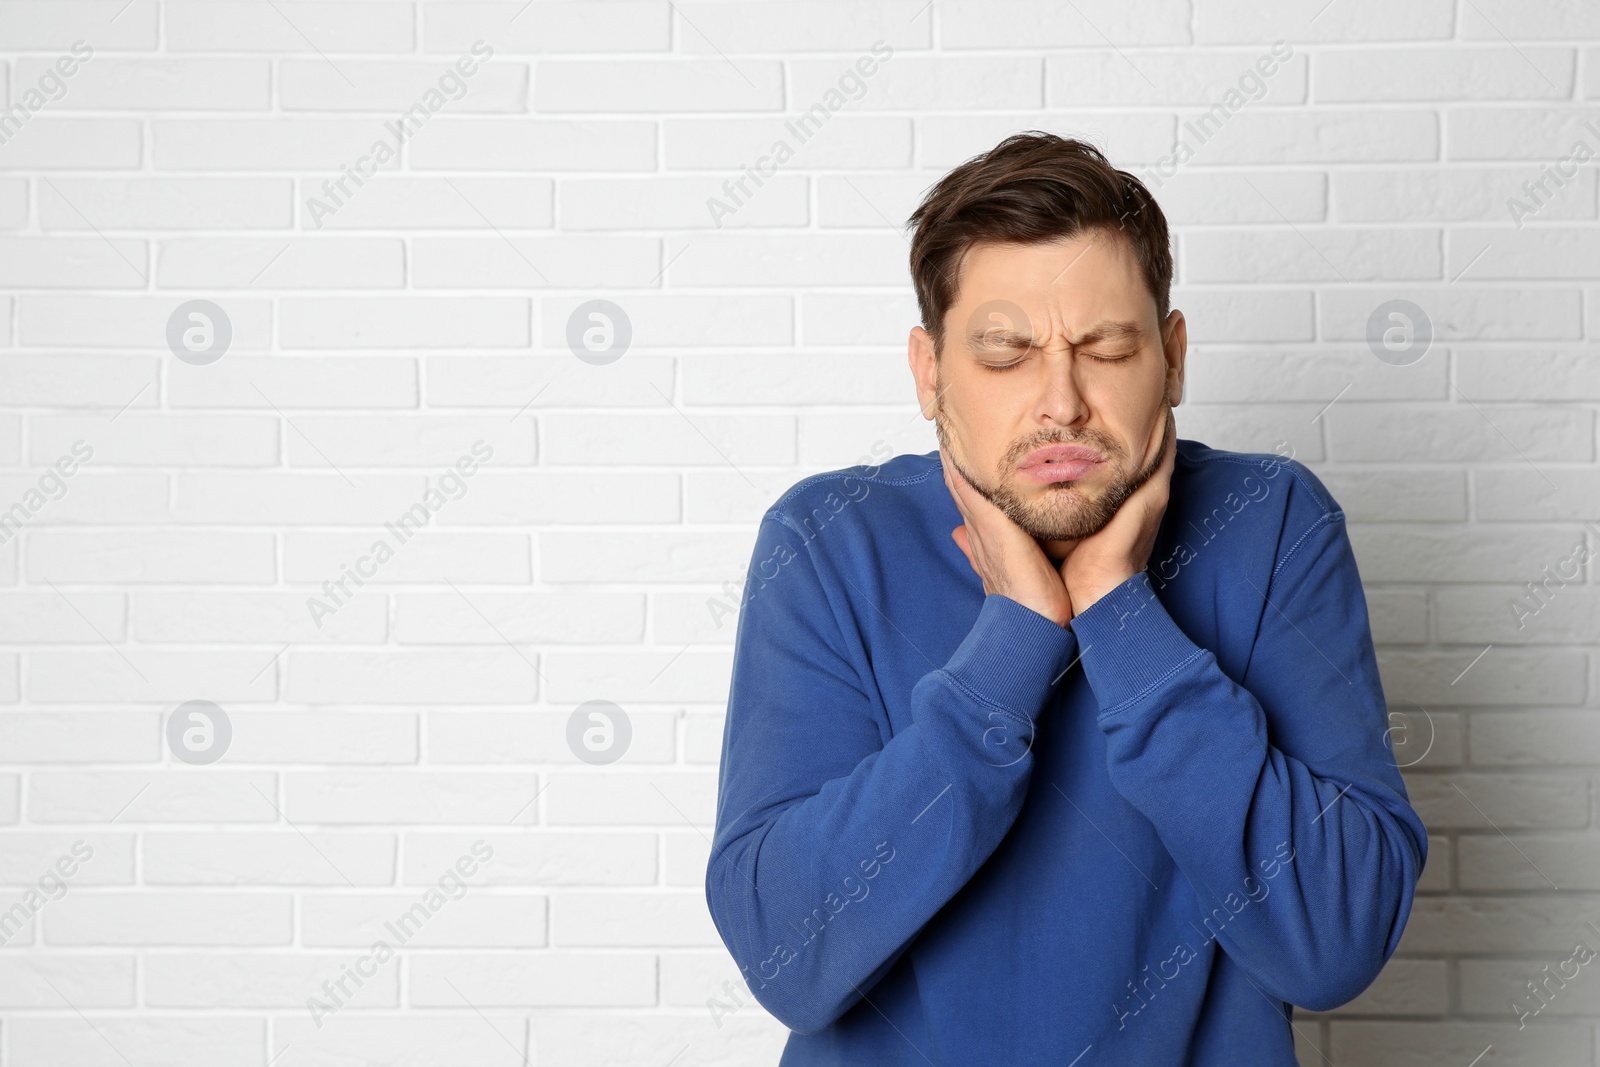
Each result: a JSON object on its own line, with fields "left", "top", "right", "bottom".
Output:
{"left": 1189, "top": 450, "right": 1336, "bottom": 516}
{"left": 769, "top": 459, "right": 938, "bottom": 519}
{"left": 764, "top": 509, "right": 878, "bottom": 708}
{"left": 1271, "top": 509, "right": 1345, "bottom": 584}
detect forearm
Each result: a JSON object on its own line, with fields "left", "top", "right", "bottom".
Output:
{"left": 1070, "top": 571, "right": 1427, "bottom": 1011}
{"left": 707, "top": 593, "right": 1078, "bottom": 1033}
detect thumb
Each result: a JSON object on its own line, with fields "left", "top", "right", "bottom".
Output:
{"left": 950, "top": 525, "right": 974, "bottom": 565}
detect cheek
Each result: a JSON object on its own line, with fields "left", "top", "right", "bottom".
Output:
{"left": 941, "top": 392, "right": 1009, "bottom": 455}
{"left": 954, "top": 368, "right": 1029, "bottom": 419}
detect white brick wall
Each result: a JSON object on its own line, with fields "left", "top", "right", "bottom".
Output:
{"left": 0, "top": 1, "right": 1596, "bottom": 1064}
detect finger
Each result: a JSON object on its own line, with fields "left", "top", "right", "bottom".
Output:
{"left": 951, "top": 525, "right": 978, "bottom": 573}
{"left": 940, "top": 447, "right": 962, "bottom": 492}
{"left": 962, "top": 514, "right": 984, "bottom": 558}
{"left": 938, "top": 447, "right": 960, "bottom": 500}
{"left": 944, "top": 474, "right": 968, "bottom": 521}
{"left": 1150, "top": 405, "right": 1170, "bottom": 461}
{"left": 943, "top": 450, "right": 1004, "bottom": 521}
{"left": 941, "top": 447, "right": 962, "bottom": 490}
{"left": 942, "top": 451, "right": 977, "bottom": 516}
{"left": 1141, "top": 402, "right": 1172, "bottom": 470}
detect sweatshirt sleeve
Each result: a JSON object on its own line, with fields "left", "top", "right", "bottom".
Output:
{"left": 1066, "top": 508, "right": 1428, "bottom": 1013}
{"left": 706, "top": 510, "right": 1080, "bottom": 1034}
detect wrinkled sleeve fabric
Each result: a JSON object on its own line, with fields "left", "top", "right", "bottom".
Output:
{"left": 1068, "top": 508, "right": 1427, "bottom": 1013}
{"left": 706, "top": 510, "right": 1080, "bottom": 1034}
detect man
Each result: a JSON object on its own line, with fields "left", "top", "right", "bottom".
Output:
{"left": 705, "top": 131, "right": 1427, "bottom": 1065}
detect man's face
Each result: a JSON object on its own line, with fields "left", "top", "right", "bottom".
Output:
{"left": 909, "top": 229, "right": 1186, "bottom": 556}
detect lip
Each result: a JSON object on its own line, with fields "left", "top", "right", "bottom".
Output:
{"left": 1018, "top": 443, "right": 1105, "bottom": 484}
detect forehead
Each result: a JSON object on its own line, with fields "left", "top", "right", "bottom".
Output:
{"left": 950, "top": 230, "right": 1150, "bottom": 323}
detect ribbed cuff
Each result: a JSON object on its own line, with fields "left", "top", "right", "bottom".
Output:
{"left": 939, "top": 593, "right": 1079, "bottom": 723}
{"left": 1068, "top": 571, "right": 1208, "bottom": 718}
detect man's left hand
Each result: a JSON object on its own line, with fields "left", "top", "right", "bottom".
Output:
{"left": 1062, "top": 405, "right": 1177, "bottom": 617}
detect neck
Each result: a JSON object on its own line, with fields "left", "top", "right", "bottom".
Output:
{"left": 1038, "top": 537, "right": 1080, "bottom": 565}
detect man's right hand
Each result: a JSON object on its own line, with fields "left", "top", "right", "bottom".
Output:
{"left": 940, "top": 445, "right": 1077, "bottom": 629}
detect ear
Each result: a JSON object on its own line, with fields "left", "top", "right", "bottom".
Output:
{"left": 909, "top": 325, "right": 940, "bottom": 419}
{"left": 1160, "top": 309, "right": 1187, "bottom": 408}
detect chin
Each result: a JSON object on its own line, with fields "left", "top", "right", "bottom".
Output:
{"left": 1052, "top": 521, "right": 1110, "bottom": 543}
{"left": 1029, "top": 477, "right": 1097, "bottom": 504}
{"left": 1025, "top": 490, "right": 1115, "bottom": 539}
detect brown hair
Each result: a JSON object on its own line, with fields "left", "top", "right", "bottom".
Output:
{"left": 906, "top": 130, "right": 1172, "bottom": 356}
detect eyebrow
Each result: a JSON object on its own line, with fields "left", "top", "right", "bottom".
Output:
{"left": 966, "top": 319, "right": 1145, "bottom": 352}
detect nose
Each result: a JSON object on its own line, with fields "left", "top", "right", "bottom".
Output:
{"left": 1034, "top": 349, "right": 1090, "bottom": 429}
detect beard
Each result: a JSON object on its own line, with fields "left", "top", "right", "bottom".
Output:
{"left": 934, "top": 390, "right": 1172, "bottom": 543}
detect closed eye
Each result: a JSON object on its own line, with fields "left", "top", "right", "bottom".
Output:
{"left": 982, "top": 353, "right": 1129, "bottom": 371}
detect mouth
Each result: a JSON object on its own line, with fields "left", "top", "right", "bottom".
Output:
{"left": 1017, "top": 444, "right": 1105, "bottom": 484}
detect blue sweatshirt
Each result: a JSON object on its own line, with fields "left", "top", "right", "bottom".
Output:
{"left": 706, "top": 438, "right": 1427, "bottom": 1065}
